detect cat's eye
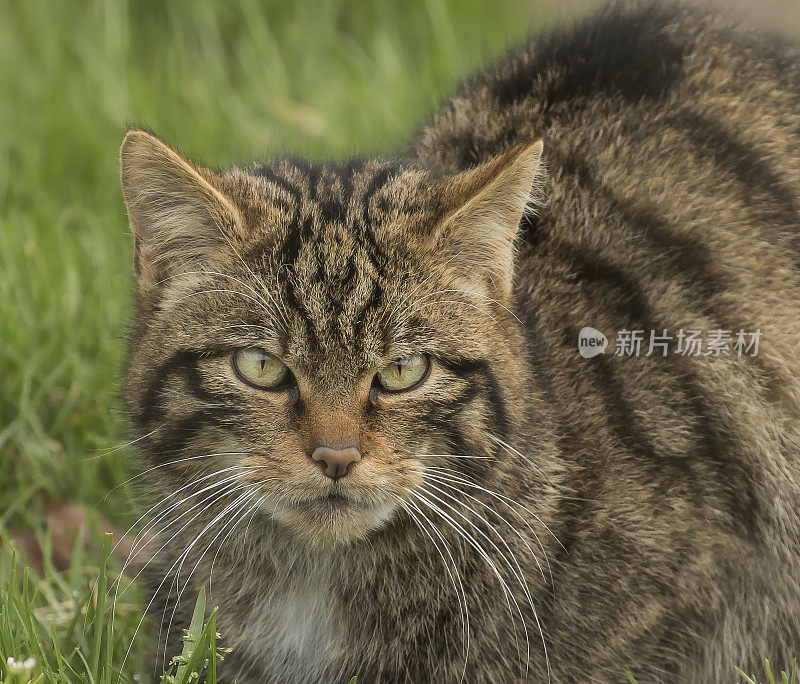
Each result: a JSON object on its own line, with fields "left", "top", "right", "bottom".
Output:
{"left": 375, "top": 354, "right": 430, "bottom": 392}
{"left": 232, "top": 348, "right": 291, "bottom": 389}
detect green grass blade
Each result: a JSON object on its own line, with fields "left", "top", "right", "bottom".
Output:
{"left": 173, "top": 587, "right": 207, "bottom": 682}
{"left": 91, "top": 533, "right": 113, "bottom": 680}
{"left": 735, "top": 668, "right": 758, "bottom": 683}
{"left": 176, "top": 608, "right": 217, "bottom": 684}
{"left": 766, "top": 660, "right": 776, "bottom": 684}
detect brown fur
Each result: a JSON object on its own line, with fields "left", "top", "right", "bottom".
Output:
{"left": 121, "top": 2, "right": 800, "bottom": 681}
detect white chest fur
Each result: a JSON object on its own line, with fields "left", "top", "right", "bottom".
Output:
{"left": 236, "top": 577, "right": 338, "bottom": 681}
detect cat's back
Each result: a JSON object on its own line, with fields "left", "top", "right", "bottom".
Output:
{"left": 410, "top": 0, "right": 800, "bottom": 347}
{"left": 411, "top": 0, "right": 800, "bottom": 174}
{"left": 412, "top": 5, "right": 800, "bottom": 678}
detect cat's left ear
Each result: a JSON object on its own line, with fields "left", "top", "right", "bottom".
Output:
{"left": 119, "top": 129, "right": 245, "bottom": 293}
{"left": 431, "top": 140, "right": 544, "bottom": 304}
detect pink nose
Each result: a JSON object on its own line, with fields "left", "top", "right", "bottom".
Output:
{"left": 311, "top": 445, "right": 361, "bottom": 479}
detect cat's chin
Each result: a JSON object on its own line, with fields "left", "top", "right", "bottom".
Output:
{"left": 263, "top": 493, "right": 399, "bottom": 546}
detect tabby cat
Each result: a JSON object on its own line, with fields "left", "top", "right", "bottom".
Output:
{"left": 119, "top": 1, "right": 800, "bottom": 681}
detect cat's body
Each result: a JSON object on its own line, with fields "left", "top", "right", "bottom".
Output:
{"left": 121, "top": 2, "right": 800, "bottom": 682}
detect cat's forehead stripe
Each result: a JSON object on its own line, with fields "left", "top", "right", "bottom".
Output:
{"left": 247, "top": 161, "right": 403, "bottom": 356}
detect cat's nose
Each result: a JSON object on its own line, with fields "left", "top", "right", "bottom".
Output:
{"left": 310, "top": 445, "right": 361, "bottom": 480}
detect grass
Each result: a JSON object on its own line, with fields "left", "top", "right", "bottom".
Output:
{"left": 737, "top": 661, "right": 799, "bottom": 684}
{"left": 626, "top": 662, "right": 800, "bottom": 684}
{"left": 0, "top": 0, "right": 798, "bottom": 681}
{"left": 0, "top": 545, "right": 223, "bottom": 682}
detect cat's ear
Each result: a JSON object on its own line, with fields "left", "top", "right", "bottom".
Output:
{"left": 432, "top": 140, "right": 544, "bottom": 303}
{"left": 119, "top": 129, "right": 243, "bottom": 290}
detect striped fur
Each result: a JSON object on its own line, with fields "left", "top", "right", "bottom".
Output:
{"left": 121, "top": 2, "right": 800, "bottom": 681}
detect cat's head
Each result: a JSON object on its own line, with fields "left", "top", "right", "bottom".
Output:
{"left": 120, "top": 130, "right": 543, "bottom": 546}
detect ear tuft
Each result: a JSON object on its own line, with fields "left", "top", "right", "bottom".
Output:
{"left": 119, "top": 129, "right": 242, "bottom": 290}
{"left": 433, "top": 140, "right": 545, "bottom": 303}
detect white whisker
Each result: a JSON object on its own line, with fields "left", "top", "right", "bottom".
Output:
{"left": 406, "top": 488, "right": 530, "bottom": 673}
{"left": 170, "top": 288, "right": 277, "bottom": 320}
{"left": 159, "top": 269, "right": 276, "bottom": 319}
{"left": 79, "top": 424, "right": 164, "bottom": 462}
{"left": 483, "top": 432, "right": 555, "bottom": 485}
{"left": 114, "top": 465, "right": 262, "bottom": 579}
{"left": 415, "top": 480, "right": 551, "bottom": 681}
{"left": 117, "top": 475, "right": 253, "bottom": 603}
{"left": 98, "top": 451, "right": 248, "bottom": 506}
{"left": 208, "top": 489, "right": 265, "bottom": 591}
{"left": 417, "top": 469, "right": 550, "bottom": 585}
{"left": 411, "top": 287, "right": 524, "bottom": 327}
{"left": 160, "top": 487, "right": 261, "bottom": 671}
{"left": 417, "top": 466, "right": 556, "bottom": 582}
{"left": 120, "top": 474, "right": 263, "bottom": 672}
{"left": 399, "top": 495, "right": 471, "bottom": 682}
{"left": 407, "top": 298, "right": 504, "bottom": 329}
{"left": 382, "top": 253, "right": 464, "bottom": 328}
{"left": 412, "top": 453, "right": 495, "bottom": 460}
{"left": 426, "top": 464, "right": 564, "bottom": 551}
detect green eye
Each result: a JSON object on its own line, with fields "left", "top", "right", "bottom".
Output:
{"left": 232, "top": 348, "right": 290, "bottom": 389}
{"left": 375, "top": 354, "right": 429, "bottom": 392}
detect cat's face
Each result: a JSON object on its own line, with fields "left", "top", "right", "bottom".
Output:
{"left": 121, "top": 131, "right": 542, "bottom": 546}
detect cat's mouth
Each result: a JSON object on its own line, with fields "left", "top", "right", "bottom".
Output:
{"left": 263, "top": 486, "right": 399, "bottom": 544}
{"left": 299, "top": 492, "right": 366, "bottom": 515}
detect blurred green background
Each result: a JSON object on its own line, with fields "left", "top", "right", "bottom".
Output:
{"left": 1, "top": 0, "right": 799, "bottom": 679}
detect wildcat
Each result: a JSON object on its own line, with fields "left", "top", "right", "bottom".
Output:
{"left": 119, "top": 1, "right": 800, "bottom": 681}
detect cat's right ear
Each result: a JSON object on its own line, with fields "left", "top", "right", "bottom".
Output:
{"left": 119, "top": 129, "right": 243, "bottom": 291}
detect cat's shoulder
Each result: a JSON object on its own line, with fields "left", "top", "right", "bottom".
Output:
{"left": 408, "top": 1, "right": 800, "bottom": 170}
{"left": 472, "top": 1, "right": 799, "bottom": 108}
